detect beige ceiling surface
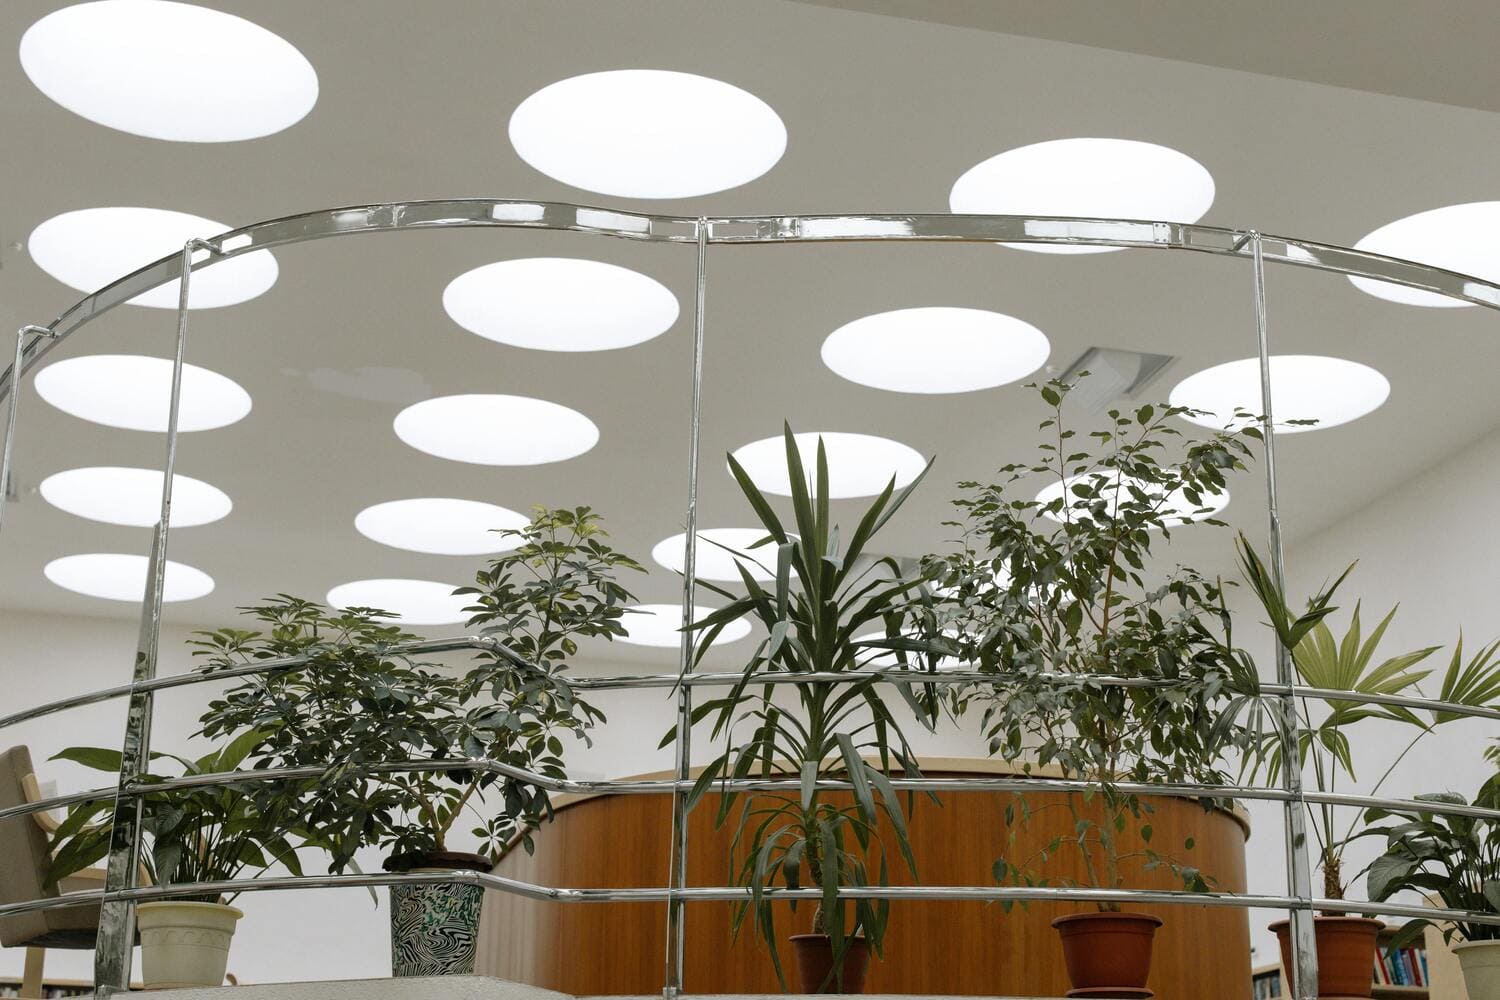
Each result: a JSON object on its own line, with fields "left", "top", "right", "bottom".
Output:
{"left": 1, "top": 0, "right": 1498, "bottom": 669}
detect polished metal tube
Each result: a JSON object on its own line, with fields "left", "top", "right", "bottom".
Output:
{"left": 0, "top": 327, "right": 52, "bottom": 542}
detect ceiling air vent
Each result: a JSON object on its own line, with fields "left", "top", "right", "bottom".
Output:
{"left": 1057, "top": 347, "right": 1177, "bottom": 415}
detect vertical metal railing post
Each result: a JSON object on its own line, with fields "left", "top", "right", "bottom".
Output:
{"left": 94, "top": 240, "right": 213, "bottom": 995}
{"left": 1250, "top": 232, "right": 1320, "bottom": 999}
{"left": 0, "top": 325, "right": 56, "bottom": 543}
{"left": 662, "top": 219, "right": 709, "bottom": 999}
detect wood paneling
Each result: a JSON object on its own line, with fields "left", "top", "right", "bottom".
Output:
{"left": 478, "top": 765, "right": 1251, "bottom": 998}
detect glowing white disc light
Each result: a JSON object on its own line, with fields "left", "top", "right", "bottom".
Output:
{"left": 1170, "top": 356, "right": 1390, "bottom": 434}
{"left": 29, "top": 208, "right": 278, "bottom": 309}
{"left": 1035, "top": 471, "right": 1228, "bottom": 525}
{"left": 732, "top": 433, "right": 926, "bottom": 500}
{"left": 20, "top": 0, "right": 318, "bottom": 142}
{"left": 45, "top": 552, "right": 213, "bottom": 602}
{"left": 509, "top": 70, "right": 787, "bottom": 198}
{"left": 327, "top": 579, "right": 470, "bottom": 626}
{"left": 1351, "top": 202, "right": 1500, "bottom": 308}
{"left": 651, "top": 528, "right": 794, "bottom": 583}
{"left": 355, "top": 499, "right": 530, "bottom": 555}
{"left": 444, "top": 258, "right": 679, "bottom": 351}
{"left": 618, "top": 604, "right": 751, "bottom": 648}
{"left": 35, "top": 355, "right": 252, "bottom": 432}
{"left": 949, "top": 138, "right": 1216, "bottom": 254}
{"left": 394, "top": 395, "right": 598, "bottom": 465}
{"left": 822, "top": 307, "right": 1050, "bottom": 393}
{"left": 40, "top": 467, "right": 231, "bottom": 527}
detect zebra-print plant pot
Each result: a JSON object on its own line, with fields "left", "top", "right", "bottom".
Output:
{"left": 386, "top": 852, "right": 492, "bottom": 978}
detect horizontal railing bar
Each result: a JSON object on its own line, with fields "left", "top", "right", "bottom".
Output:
{"left": 5, "top": 870, "right": 1498, "bottom": 930}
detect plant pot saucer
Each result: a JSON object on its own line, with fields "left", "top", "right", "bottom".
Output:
{"left": 1064, "top": 989, "right": 1153, "bottom": 999}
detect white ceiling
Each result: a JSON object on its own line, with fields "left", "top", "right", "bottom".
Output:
{"left": 2, "top": 0, "right": 1499, "bottom": 668}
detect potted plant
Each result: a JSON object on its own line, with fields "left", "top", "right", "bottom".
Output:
{"left": 676, "top": 426, "right": 945, "bottom": 993}
{"left": 1359, "top": 762, "right": 1500, "bottom": 999}
{"left": 46, "top": 731, "right": 305, "bottom": 989}
{"left": 194, "top": 506, "right": 643, "bottom": 977}
{"left": 1238, "top": 542, "right": 1500, "bottom": 997}
{"left": 932, "top": 380, "right": 1259, "bottom": 998}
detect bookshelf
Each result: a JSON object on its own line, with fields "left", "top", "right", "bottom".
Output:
{"left": 1251, "top": 923, "right": 1471, "bottom": 1000}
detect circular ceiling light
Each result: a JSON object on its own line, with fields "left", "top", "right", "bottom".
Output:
{"left": 618, "top": 604, "right": 751, "bottom": 648}
{"left": 44, "top": 552, "right": 213, "bottom": 602}
{"left": 1350, "top": 202, "right": 1500, "bottom": 308}
{"left": 29, "top": 207, "right": 278, "bottom": 309}
{"left": 1170, "top": 355, "right": 1390, "bottom": 434}
{"left": 40, "top": 466, "right": 231, "bottom": 527}
{"left": 444, "top": 257, "right": 679, "bottom": 352}
{"left": 326, "top": 579, "right": 470, "bottom": 626}
{"left": 355, "top": 498, "right": 530, "bottom": 556}
{"left": 949, "top": 138, "right": 1216, "bottom": 254}
{"left": 35, "top": 354, "right": 252, "bottom": 432}
{"left": 731, "top": 432, "right": 926, "bottom": 499}
{"left": 394, "top": 394, "right": 598, "bottom": 466}
{"left": 509, "top": 69, "right": 787, "bottom": 198}
{"left": 20, "top": 0, "right": 318, "bottom": 142}
{"left": 651, "top": 528, "right": 796, "bottom": 583}
{"left": 1035, "top": 471, "right": 1229, "bottom": 525}
{"left": 821, "top": 307, "right": 1051, "bottom": 394}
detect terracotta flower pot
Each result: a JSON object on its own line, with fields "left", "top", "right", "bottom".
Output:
{"left": 1052, "top": 911, "right": 1163, "bottom": 998}
{"left": 1269, "top": 916, "right": 1383, "bottom": 998}
{"left": 789, "top": 933, "right": 871, "bottom": 993}
{"left": 385, "top": 851, "right": 492, "bottom": 977}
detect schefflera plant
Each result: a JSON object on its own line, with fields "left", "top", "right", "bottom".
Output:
{"left": 929, "top": 378, "right": 1260, "bottom": 904}
{"left": 671, "top": 426, "right": 948, "bottom": 989}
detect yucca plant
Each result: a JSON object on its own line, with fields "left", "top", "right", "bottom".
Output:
{"left": 1239, "top": 539, "right": 1500, "bottom": 900}
{"left": 668, "top": 425, "right": 946, "bottom": 990}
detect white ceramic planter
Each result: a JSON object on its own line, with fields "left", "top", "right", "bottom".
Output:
{"left": 1455, "top": 938, "right": 1500, "bottom": 1000}
{"left": 135, "top": 900, "right": 242, "bottom": 989}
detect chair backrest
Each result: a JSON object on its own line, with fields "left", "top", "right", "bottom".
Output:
{"left": 0, "top": 745, "right": 53, "bottom": 946}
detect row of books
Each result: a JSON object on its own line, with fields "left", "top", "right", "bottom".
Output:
{"left": 1375, "top": 944, "right": 1428, "bottom": 986}
{"left": 1251, "top": 968, "right": 1283, "bottom": 999}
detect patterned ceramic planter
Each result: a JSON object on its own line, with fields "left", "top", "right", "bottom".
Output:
{"left": 386, "top": 851, "right": 491, "bottom": 977}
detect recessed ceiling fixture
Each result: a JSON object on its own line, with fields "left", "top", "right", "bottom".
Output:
{"left": 29, "top": 208, "right": 278, "bottom": 308}
{"left": 651, "top": 528, "right": 794, "bottom": 582}
{"left": 821, "top": 307, "right": 1050, "bottom": 394}
{"left": 20, "top": 0, "right": 318, "bottom": 142}
{"left": 444, "top": 258, "right": 679, "bottom": 351}
{"left": 1351, "top": 202, "right": 1500, "bottom": 307}
{"left": 1035, "top": 471, "right": 1229, "bottom": 525}
{"left": 326, "top": 579, "right": 470, "bottom": 626}
{"left": 394, "top": 394, "right": 598, "bottom": 465}
{"left": 355, "top": 499, "right": 530, "bottom": 556}
{"left": 40, "top": 466, "right": 231, "bottom": 527}
{"left": 44, "top": 552, "right": 213, "bottom": 602}
{"left": 949, "top": 138, "right": 1216, "bottom": 254}
{"left": 618, "top": 604, "right": 751, "bottom": 647}
{"left": 35, "top": 355, "right": 252, "bottom": 432}
{"left": 731, "top": 433, "right": 926, "bottom": 499}
{"left": 1170, "top": 356, "right": 1390, "bottom": 434}
{"left": 509, "top": 69, "right": 787, "bottom": 198}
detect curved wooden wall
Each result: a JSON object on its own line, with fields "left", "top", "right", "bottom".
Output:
{"left": 477, "top": 762, "right": 1251, "bottom": 997}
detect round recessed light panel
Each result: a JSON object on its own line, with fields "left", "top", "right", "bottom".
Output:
{"left": 394, "top": 395, "right": 598, "bottom": 466}
{"left": 1170, "top": 356, "right": 1389, "bottom": 434}
{"left": 509, "top": 70, "right": 787, "bottom": 198}
{"left": 35, "top": 355, "right": 252, "bottom": 432}
{"left": 355, "top": 498, "right": 530, "bottom": 556}
{"left": 822, "top": 307, "right": 1050, "bottom": 394}
{"left": 444, "top": 258, "right": 679, "bottom": 351}
{"left": 651, "top": 528, "right": 795, "bottom": 583}
{"left": 20, "top": 0, "right": 318, "bottom": 142}
{"left": 1351, "top": 202, "right": 1500, "bottom": 308}
{"left": 45, "top": 552, "right": 214, "bottom": 603}
{"left": 40, "top": 466, "right": 231, "bottom": 527}
{"left": 731, "top": 433, "right": 926, "bottom": 499}
{"left": 618, "top": 604, "right": 751, "bottom": 648}
{"left": 949, "top": 138, "right": 1215, "bottom": 254}
{"left": 1035, "top": 470, "right": 1228, "bottom": 525}
{"left": 29, "top": 208, "right": 278, "bottom": 308}
{"left": 326, "top": 579, "right": 470, "bottom": 626}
